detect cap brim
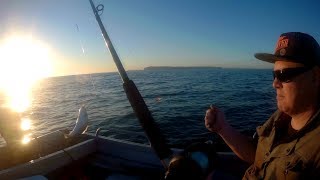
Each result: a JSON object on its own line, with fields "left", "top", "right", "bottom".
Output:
{"left": 254, "top": 53, "right": 277, "bottom": 63}
{"left": 254, "top": 53, "right": 295, "bottom": 64}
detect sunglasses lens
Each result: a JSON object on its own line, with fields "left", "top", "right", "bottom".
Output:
{"left": 273, "top": 67, "right": 311, "bottom": 83}
{"left": 273, "top": 71, "right": 287, "bottom": 82}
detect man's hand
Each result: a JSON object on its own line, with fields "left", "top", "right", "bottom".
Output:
{"left": 205, "top": 105, "right": 227, "bottom": 134}
{"left": 205, "top": 105, "right": 256, "bottom": 164}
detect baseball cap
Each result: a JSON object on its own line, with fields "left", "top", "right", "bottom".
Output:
{"left": 255, "top": 32, "right": 320, "bottom": 67}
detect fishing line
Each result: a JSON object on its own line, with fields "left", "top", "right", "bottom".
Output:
{"left": 74, "top": 23, "right": 104, "bottom": 134}
{"left": 89, "top": 74, "right": 98, "bottom": 96}
{"left": 75, "top": 24, "right": 85, "bottom": 54}
{"left": 75, "top": 21, "right": 116, "bottom": 133}
{"left": 74, "top": 23, "right": 98, "bottom": 99}
{"left": 75, "top": 23, "right": 91, "bottom": 107}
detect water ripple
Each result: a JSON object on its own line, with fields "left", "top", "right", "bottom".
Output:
{"left": 0, "top": 68, "right": 276, "bottom": 150}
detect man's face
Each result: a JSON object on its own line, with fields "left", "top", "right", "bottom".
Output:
{"left": 273, "top": 61, "right": 319, "bottom": 115}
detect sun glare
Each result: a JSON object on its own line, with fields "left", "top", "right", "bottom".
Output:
{"left": 21, "top": 118, "right": 32, "bottom": 131}
{"left": 0, "top": 35, "right": 53, "bottom": 112}
{"left": 22, "top": 134, "right": 31, "bottom": 144}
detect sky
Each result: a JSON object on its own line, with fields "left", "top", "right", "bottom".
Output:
{"left": 0, "top": 0, "right": 319, "bottom": 76}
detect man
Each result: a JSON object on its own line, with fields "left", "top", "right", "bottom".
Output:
{"left": 205, "top": 32, "right": 320, "bottom": 179}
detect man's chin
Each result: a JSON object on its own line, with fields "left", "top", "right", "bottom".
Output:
{"left": 277, "top": 104, "right": 294, "bottom": 115}
{"left": 277, "top": 103, "right": 287, "bottom": 112}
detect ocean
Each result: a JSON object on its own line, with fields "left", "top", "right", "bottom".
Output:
{"left": 0, "top": 68, "right": 277, "bottom": 151}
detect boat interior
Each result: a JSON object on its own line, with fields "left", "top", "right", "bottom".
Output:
{"left": 0, "top": 130, "right": 249, "bottom": 179}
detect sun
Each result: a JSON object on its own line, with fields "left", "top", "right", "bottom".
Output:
{"left": 0, "top": 35, "right": 53, "bottom": 112}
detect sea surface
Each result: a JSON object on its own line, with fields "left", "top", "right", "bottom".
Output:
{"left": 0, "top": 68, "right": 277, "bottom": 151}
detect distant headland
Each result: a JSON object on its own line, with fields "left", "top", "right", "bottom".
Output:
{"left": 144, "top": 66, "right": 222, "bottom": 70}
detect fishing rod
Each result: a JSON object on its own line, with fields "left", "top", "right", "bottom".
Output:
{"left": 88, "top": 0, "right": 172, "bottom": 168}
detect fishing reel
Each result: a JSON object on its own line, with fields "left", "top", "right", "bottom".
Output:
{"left": 165, "top": 142, "right": 217, "bottom": 180}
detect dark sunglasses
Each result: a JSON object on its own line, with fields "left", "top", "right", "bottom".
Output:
{"left": 273, "top": 67, "right": 312, "bottom": 83}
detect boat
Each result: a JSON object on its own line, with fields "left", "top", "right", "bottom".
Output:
{"left": 0, "top": 0, "right": 249, "bottom": 179}
{"left": 0, "top": 113, "right": 248, "bottom": 179}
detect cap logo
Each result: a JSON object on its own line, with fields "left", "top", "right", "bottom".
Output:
{"left": 275, "top": 36, "right": 289, "bottom": 51}
{"left": 280, "top": 48, "right": 286, "bottom": 56}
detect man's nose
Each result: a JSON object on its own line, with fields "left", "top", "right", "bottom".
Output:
{"left": 273, "top": 78, "right": 282, "bottom": 89}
